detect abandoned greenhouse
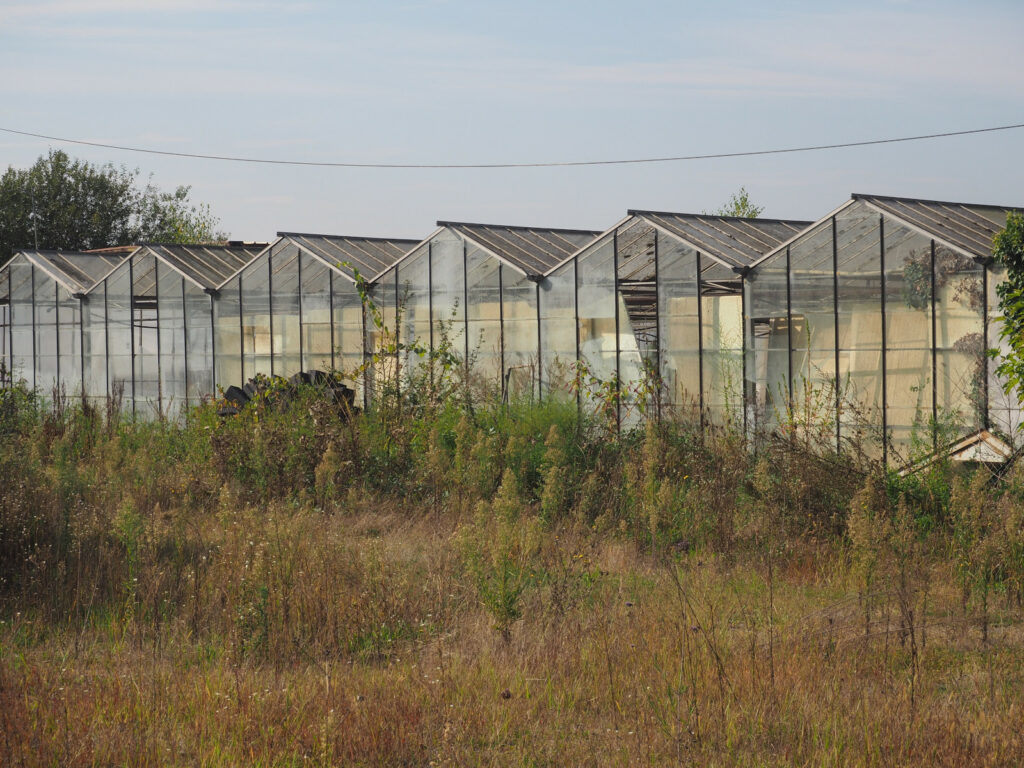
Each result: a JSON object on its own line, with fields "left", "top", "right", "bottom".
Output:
{"left": 745, "top": 194, "right": 1023, "bottom": 462}
{"left": 0, "top": 193, "right": 1021, "bottom": 465}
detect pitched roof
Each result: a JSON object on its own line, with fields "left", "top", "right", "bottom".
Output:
{"left": 16, "top": 249, "right": 129, "bottom": 294}
{"left": 853, "top": 194, "right": 1024, "bottom": 259}
{"left": 437, "top": 221, "right": 601, "bottom": 276}
{"left": 277, "top": 232, "right": 418, "bottom": 281}
{"left": 139, "top": 243, "right": 267, "bottom": 290}
{"left": 628, "top": 210, "right": 812, "bottom": 271}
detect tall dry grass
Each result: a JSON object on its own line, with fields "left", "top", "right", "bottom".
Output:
{"left": 1, "top": 378, "right": 1023, "bottom": 766}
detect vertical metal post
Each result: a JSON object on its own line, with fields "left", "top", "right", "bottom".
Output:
{"left": 104, "top": 280, "right": 110, "bottom": 400}
{"left": 54, "top": 281, "right": 60, "bottom": 394}
{"left": 931, "top": 240, "right": 938, "bottom": 448}
{"left": 297, "top": 249, "right": 304, "bottom": 373}
{"left": 498, "top": 264, "right": 505, "bottom": 399}
{"left": 653, "top": 229, "right": 662, "bottom": 422}
{"left": 740, "top": 273, "right": 747, "bottom": 439}
{"left": 535, "top": 280, "right": 542, "bottom": 400}
{"left": 238, "top": 273, "right": 245, "bottom": 383}
{"left": 427, "top": 241, "right": 434, "bottom": 351}
{"left": 463, "top": 241, "right": 469, "bottom": 372}
{"left": 329, "top": 268, "right": 336, "bottom": 372}
{"left": 784, "top": 246, "right": 792, "bottom": 421}
{"left": 574, "top": 257, "right": 581, "bottom": 416}
{"left": 879, "top": 215, "right": 888, "bottom": 466}
{"left": 209, "top": 290, "right": 216, "bottom": 398}
{"left": 30, "top": 266, "right": 36, "bottom": 392}
{"left": 128, "top": 258, "right": 136, "bottom": 416}
{"left": 154, "top": 260, "right": 162, "bottom": 415}
{"left": 697, "top": 251, "right": 706, "bottom": 430}
{"left": 613, "top": 229, "right": 621, "bottom": 430}
{"left": 182, "top": 277, "right": 189, "bottom": 409}
{"left": 832, "top": 217, "right": 841, "bottom": 454}
{"left": 982, "top": 262, "right": 990, "bottom": 431}
{"left": 79, "top": 292, "right": 85, "bottom": 400}
{"left": 6, "top": 269, "right": 11, "bottom": 386}
{"left": 394, "top": 268, "right": 400, "bottom": 400}
{"left": 268, "top": 250, "right": 275, "bottom": 377}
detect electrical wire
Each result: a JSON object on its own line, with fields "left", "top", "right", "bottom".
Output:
{"left": 1, "top": 122, "right": 1022, "bottom": 170}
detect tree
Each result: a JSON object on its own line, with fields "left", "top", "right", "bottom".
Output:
{"left": 992, "top": 211, "right": 1024, "bottom": 404}
{"left": 0, "top": 150, "right": 227, "bottom": 260}
{"left": 710, "top": 186, "right": 764, "bottom": 218}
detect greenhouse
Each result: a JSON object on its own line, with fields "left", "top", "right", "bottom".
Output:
{"left": 745, "top": 194, "right": 1022, "bottom": 461}
{"left": 213, "top": 232, "right": 418, "bottom": 407}
{"left": 541, "top": 210, "right": 809, "bottom": 426}
{"left": 367, "top": 221, "right": 600, "bottom": 400}
{"left": 0, "top": 243, "right": 266, "bottom": 416}
{"left": 0, "top": 247, "right": 128, "bottom": 397}
{"left": 1, "top": 193, "right": 1022, "bottom": 465}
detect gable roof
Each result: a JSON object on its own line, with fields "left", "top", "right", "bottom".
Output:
{"left": 853, "top": 194, "right": 1024, "bottom": 260}
{"left": 276, "top": 232, "right": 419, "bottom": 282}
{"left": 629, "top": 210, "right": 812, "bottom": 271}
{"left": 437, "top": 221, "right": 601, "bottom": 277}
{"left": 138, "top": 243, "right": 267, "bottom": 290}
{"left": 13, "top": 249, "right": 130, "bottom": 294}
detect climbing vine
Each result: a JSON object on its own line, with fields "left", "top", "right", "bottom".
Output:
{"left": 993, "top": 212, "right": 1024, "bottom": 404}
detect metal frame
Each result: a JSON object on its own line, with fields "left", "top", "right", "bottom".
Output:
{"left": 613, "top": 227, "right": 622, "bottom": 429}
{"left": 879, "top": 215, "right": 889, "bottom": 464}
{"left": 832, "top": 216, "right": 841, "bottom": 454}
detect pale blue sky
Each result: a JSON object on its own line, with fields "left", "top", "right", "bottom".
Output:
{"left": 1, "top": 0, "right": 1022, "bottom": 241}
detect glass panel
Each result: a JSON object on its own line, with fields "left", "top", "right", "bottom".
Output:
{"left": 34, "top": 269, "right": 58, "bottom": 397}
{"left": 835, "top": 203, "right": 883, "bottom": 457}
{"left": 271, "top": 243, "right": 301, "bottom": 377}
{"left": 300, "top": 252, "right": 333, "bottom": 373}
{"left": 465, "top": 245, "right": 501, "bottom": 390}
{"left": 105, "top": 264, "right": 133, "bottom": 407}
{"left": 184, "top": 281, "right": 214, "bottom": 403}
{"left": 788, "top": 220, "right": 836, "bottom": 438}
{"left": 615, "top": 220, "right": 653, "bottom": 425}
{"left": 745, "top": 249, "right": 789, "bottom": 432}
{"left": 333, "top": 274, "right": 363, "bottom": 389}
{"left": 214, "top": 274, "right": 242, "bottom": 391}
{"left": 132, "top": 254, "right": 160, "bottom": 417}
{"left": 702, "top": 292, "right": 743, "bottom": 426}
{"left": 9, "top": 258, "right": 34, "bottom": 388}
{"left": 57, "top": 283, "right": 81, "bottom": 397}
{"left": 429, "top": 230, "right": 465, "bottom": 359}
{"left": 365, "top": 269, "right": 397, "bottom": 403}
{"left": 397, "top": 246, "right": 430, "bottom": 378}
{"left": 83, "top": 282, "right": 107, "bottom": 404}
{"left": 883, "top": 225, "right": 934, "bottom": 459}
{"left": 158, "top": 263, "right": 186, "bottom": 415}
{"left": 502, "top": 266, "right": 539, "bottom": 399}
{"left": 241, "top": 255, "right": 272, "bottom": 379}
{"left": 538, "top": 259, "right": 575, "bottom": 395}
{"left": 577, "top": 235, "right": 617, "bottom": 401}
{"left": 934, "top": 245, "right": 984, "bottom": 434}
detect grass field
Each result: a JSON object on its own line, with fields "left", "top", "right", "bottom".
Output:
{"left": 2, "top": 378, "right": 1023, "bottom": 766}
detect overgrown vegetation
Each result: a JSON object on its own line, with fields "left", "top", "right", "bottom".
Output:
{"left": 2, "top": 360, "right": 1024, "bottom": 765}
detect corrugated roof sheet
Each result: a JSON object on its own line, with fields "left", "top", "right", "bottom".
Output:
{"left": 629, "top": 210, "right": 812, "bottom": 270}
{"left": 278, "top": 232, "right": 418, "bottom": 281}
{"left": 439, "top": 222, "right": 601, "bottom": 276}
{"left": 141, "top": 243, "right": 266, "bottom": 290}
{"left": 853, "top": 194, "right": 1024, "bottom": 259}
{"left": 19, "top": 249, "right": 129, "bottom": 294}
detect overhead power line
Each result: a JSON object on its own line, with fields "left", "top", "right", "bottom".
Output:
{"left": 1, "top": 122, "right": 1022, "bottom": 170}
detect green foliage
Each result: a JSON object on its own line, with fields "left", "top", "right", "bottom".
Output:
{"left": 709, "top": 186, "right": 764, "bottom": 218}
{"left": 0, "top": 149, "right": 226, "bottom": 259}
{"left": 993, "top": 211, "right": 1024, "bottom": 404}
{"left": 459, "top": 469, "right": 542, "bottom": 641}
